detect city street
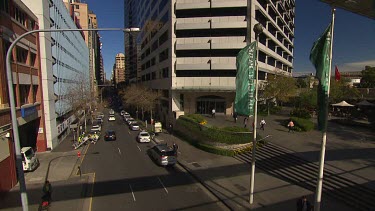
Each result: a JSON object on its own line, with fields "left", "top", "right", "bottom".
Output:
{"left": 81, "top": 111, "right": 227, "bottom": 211}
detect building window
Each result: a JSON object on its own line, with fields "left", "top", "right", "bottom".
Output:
{"left": 30, "top": 53, "right": 37, "bottom": 67}
{"left": 32, "top": 85, "right": 38, "bottom": 103}
{"left": 19, "top": 85, "right": 30, "bottom": 105}
{"left": 0, "top": 0, "right": 10, "bottom": 13}
{"left": 159, "top": 30, "right": 168, "bottom": 45}
{"left": 75, "top": 5, "right": 79, "bottom": 9}
{"left": 159, "top": 48, "right": 169, "bottom": 62}
{"left": 162, "top": 67, "right": 168, "bottom": 78}
{"left": 16, "top": 47, "right": 28, "bottom": 64}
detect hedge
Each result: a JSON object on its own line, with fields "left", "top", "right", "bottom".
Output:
{"left": 177, "top": 115, "right": 253, "bottom": 144}
{"left": 290, "top": 108, "right": 312, "bottom": 119}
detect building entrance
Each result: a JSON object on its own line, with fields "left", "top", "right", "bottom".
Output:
{"left": 196, "top": 96, "right": 226, "bottom": 115}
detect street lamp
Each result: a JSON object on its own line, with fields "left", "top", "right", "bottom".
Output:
{"left": 249, "top": 23, "right": 263, "bottom": 205}
{"left": 5, "top": 27, "right": 139, "bottom": 210}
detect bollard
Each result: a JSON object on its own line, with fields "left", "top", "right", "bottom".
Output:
{"left": 77, "top": 151, "right": 81, "bottom": 158}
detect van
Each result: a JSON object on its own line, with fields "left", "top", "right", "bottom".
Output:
{"left": 148, "top": 144, "right": 177, "bottom": 166}
{"left": 21, "top": 147, "right": 39, "bottom": 171}
{"left": 153, "top": 122, "right": 162, "bottom": 134}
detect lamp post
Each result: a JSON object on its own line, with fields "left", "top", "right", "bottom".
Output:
{"left": 5, "top": 27, "right": 139, "bottom": 210}
{"left": 249, "top": 23, "right": 263, "bottom": 205}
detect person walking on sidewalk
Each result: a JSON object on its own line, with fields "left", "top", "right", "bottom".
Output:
{"left": 233, "top": 112, "right": 238, "bottom": 123}
{"left": 173, "top": 142, "right": 179, "bottom": 156}
{"left": 288, "top": 119, "right": 295, "bottom": 133}
{"left": 296, "top": 195, "right": 312, "bottom": 211}
{"left": 260, "top": 119, "right": 266, "bottom": 130}
{"left": 211, "top": 108, "right": 216, "bottom": 118}
{"left": 42, "top": 180, "right": 52, "bottom": 203}
{"left": 244, "top": 117, "right": 248, "bottom": 128}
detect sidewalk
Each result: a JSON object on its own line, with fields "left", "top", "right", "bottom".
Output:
{"left": 0, "top": 130, "right": 93, "bottom": 211}
{"left": 152, "top": 111, "right": 374, "bottom": 210}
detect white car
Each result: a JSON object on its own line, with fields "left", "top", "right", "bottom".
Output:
{"left": 137, "top": 131, "right": 151, "bottom": 143}
{"left": 120, "top": 110, "right": 125, "bottom": 116}
{"left": 91, "top": 125, "right": 101, "bottom": 132}
{"left": 108, "top": 115, "right": 116, "bottom": 121}
{"left": 109, "top": 109, "right": 115, "bottom": 115}
{"left": 129, "top": 122, "right": 140, "bottom": 131}
{"left": 126, "top": 117, "right": 135, "bottom": 125}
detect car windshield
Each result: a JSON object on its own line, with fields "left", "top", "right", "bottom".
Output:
{"left": 92, "top": 125, "right": 100, "bottom": 128}
{"left": 140, "top": 133, "right": 149, "bottom": 137}
{"left": 107, "top": 131, "right": 115, "bottom": 135}
{"left": 24, "top": 149, "right": 34, "bottom": 159}
{"left": 132, "top": 123, "right": 139, "bottom": 126}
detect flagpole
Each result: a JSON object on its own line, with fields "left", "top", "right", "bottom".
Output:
{"left": 314, "top": 8, "right": 335, "bottom": 211}
{"left": 249, "top": 23, "right": 263, "bottom": 205}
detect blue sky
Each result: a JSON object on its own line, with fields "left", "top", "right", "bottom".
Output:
{"left": 84, "top": 0, "right": 375, "bottom": 78}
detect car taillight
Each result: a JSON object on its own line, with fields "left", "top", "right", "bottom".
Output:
{"left": 161, "top": 156, "right": 167, "bottom": 160}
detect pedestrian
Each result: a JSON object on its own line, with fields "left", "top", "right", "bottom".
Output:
{"left": 244, "top": 117, "right": 248, "bottom": 128}
{"left": 233, "top": 112, "right": 238, "bottom": 123}
{"left": 296, "top": 195, "right": 312, "bottom": 211}
{"left": 288, "top": 119, "right": 295, "bottom": 133}
{"left": 42, "top": 180, "right": 52, "bottom": 203}
{"left": 260, "top": 119, "right": 266, "bottom": 130}
{"left": 172, "top": 142, "right": 179, "bottom": 156}
{"left": 211, "top": 108, "right": 216, "bottom": 118}
{"left": 168, "top": 123, "right": 173, "bottom": 135}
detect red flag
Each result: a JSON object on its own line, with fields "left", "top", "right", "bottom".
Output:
{"left": 335, "top": 65, "right": 341, "bottom": 81}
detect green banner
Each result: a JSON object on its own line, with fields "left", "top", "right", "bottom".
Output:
{"left": 310, "top": 23, "right": 332, "bottom": 130}
{"left": 235, "top": 42, "right": 257, "bottom": 116}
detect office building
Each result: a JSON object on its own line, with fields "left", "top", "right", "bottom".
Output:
{"left": 125, "top": 0, "right": 295, "bottom": 124}
{"left": 23, "top": 0, "right": 90, "bottom": 150}
{"left": 113, "top": 53, "right": 126, "bottom": 85}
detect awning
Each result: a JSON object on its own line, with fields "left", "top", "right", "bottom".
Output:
{"left": 321, "top": 0, "right": 375, "bottom": 20}
{"left": 331, "top": 101, "right": 354, "bottom": 107}
{"left": 356, "top": 100, "right": 375, "bottom": 106}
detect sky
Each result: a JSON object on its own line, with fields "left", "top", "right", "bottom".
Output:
{"left": 83, "top": 0, "right": 375, "bottom": 79}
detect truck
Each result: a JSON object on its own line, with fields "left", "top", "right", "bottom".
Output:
{"left": 153, "top": 122, "right": 163, "bottom": 134}
{"left": 21, "top": 147, "right": 39, "bottom": 171}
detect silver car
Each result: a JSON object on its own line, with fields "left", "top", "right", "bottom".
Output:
{"left": 148, "top": 144, "right": 177, "bottom": 166}
{"left": 129, "top": 122, "right": 140, "bottom": 131}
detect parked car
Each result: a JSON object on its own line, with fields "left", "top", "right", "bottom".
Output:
{"left": 148, "top": 144, "right": 177, "bottom": 166}
{"left": 109, "top": 109, "right": 115, "bottom": 115}
{"left": 104, "top": 130, "right": 116, "bottom": 141}
{"left": 120, "top": 110, "right": 125, "bottom": 116}
{"left": 137, "top": 131, "right": 151, "bottom": 143}
{"left": 95, "top": 118, "right": 103, "bottom": 125}
{"left": 21, "top": 147, "right": 39, "bottom": 171}
{"left": 91, "top": 124, "right": 101, "bottom": 132}
{"left": 108, "top": 114, "right": 116, "bottom": 121}
{"left": 129, "top": 122, "right": 140, "bottom": 131}
{"left": 126, "top": 117, "right": 135, "bottom": 125}
{"left": 97, "top": 112, "right": 104, "bottom": 119}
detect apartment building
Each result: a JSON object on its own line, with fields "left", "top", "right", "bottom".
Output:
{"left": 23, "top": 0, "right": 90, "bottom": 150}
{"left": 125, "top": 0, "right": 295, "bottom": 124}
{"left": 113, "top": 53, "right": 126, "bottom": 85}
{"left": 0, "top": 0, "right": 46, "bottom": 192}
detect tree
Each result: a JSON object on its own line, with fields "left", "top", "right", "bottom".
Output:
{"left": 296, "top": 78, "right": 308, "bottom": 88}
{"left": 330, "top": 78, "right": 360, "bottom": 103}
{"left": 119, "top": 84, "right": 161, "bottom": 120}
{"left": 263, "top": 75, "right": 298, "bottom": 106}
{"left": 295, "top": 88, "right": 317, "bottom": 110}
{"left": 360, "top": 66, "right": 375, "bottom": 88}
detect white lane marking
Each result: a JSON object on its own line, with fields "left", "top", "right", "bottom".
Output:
{"left": 128, "top": 131, "right": 131, "bottom": 135}
{"left": 129, "top": 184, "right": 136, "bottom": 201}
{"left": 137, "top": 145, "right": 141, "bottom": 151}
{"left": 118, "top": 148, "right": 121, "bottom": 155}
{"left": 158, "top": 177, "right": 168, "bottom": 194}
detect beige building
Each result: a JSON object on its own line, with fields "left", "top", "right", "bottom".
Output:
{"left": 114, "top": 53, "right": 126, "bottom": 84}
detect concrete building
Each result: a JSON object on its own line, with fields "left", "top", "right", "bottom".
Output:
{"left": 23, "top": 0, "right": 90, "bottom": 150}
{"left": 0, "top": 0, "right": 46, "bottom": 192}
{"left": 124, "top": 0, "right": 295, "bottom": 124}
{"left": 113, "top": 53, "right": 126, "bottom": 85}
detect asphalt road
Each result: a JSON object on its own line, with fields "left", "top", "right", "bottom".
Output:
{"left": 81, "top": 111, "right": 225, "bottom": 211}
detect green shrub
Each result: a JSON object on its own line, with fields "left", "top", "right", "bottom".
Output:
{"left": 221, "top": 126, "right": 249, "bottom": 132}
{"left": 186, "top": 114, "right": 206, "bottom": 123}
{"left": 290, "top": 108, "right": 311, "bottom": 119}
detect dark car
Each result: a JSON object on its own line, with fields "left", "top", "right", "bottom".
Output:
{"left": 104, "top": 130, "right": 116, "bottom": 141}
